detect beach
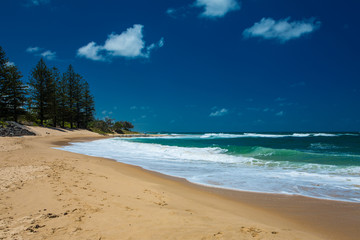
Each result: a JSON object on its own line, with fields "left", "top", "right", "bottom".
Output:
{"left": 1, "top": 128, "right": 360, "bottom": 240}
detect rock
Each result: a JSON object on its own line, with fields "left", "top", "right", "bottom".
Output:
{"left": 0, "top": 121, "right": 36, "bottom": 137}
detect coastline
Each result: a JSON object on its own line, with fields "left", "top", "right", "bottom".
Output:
{"left": 1, "top": 131, "right": 359, "bottom": 239}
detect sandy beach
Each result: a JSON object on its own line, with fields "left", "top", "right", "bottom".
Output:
{"left": 1, "top": 127, "right": 359, "bottom": 240}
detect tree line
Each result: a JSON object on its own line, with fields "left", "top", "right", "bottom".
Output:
{"left": 1, "top": 46, "right": 135, "bottom": 132}
{"left": 0, "top": 46, "right": 136, "bottom": 132}
{"left": 89, "top": 117, "right": 134, "bottom": 134}
{"left": 0, "top": 46, "right": 95, "bottom": 128}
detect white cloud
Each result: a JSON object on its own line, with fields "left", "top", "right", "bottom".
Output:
{"left": 210, "top": 108, "right": 229, "bottom": 117}
{"left": 276, "top": 111, "right": 284, "bottom": 116}
{"left": 158, "top": 38, "right": 165, "bottom": 48}
{"left": 77, "top": 42, "right": 104, "bottom": 61}
{"left": 77, "top": 24, "right": 164, "bottom": 61}
{"left": 166, "top": 7, "right": 189, "bottom": 19}
{"left": 195, "top": 0, "right": 241, "bottom": 18}
{"left": 243, "top": 17, "right": 321, "bottom": 42}
{"left": 166, "top": 8, "right": 176, "bottom": 16}
{"left": 41, "top": 50, "right": 56, "bottom": 60}
{"left": 130, "top": 106, "right": 150, "bottom": 110}
{"left": 26, "top": 46, "right": 56, "bottom": 60}
{"left": 104, "top": 25, "right": 145, "bottom": 57}
{"left": 26, "top": 47, "right": 41, "bottom": 53}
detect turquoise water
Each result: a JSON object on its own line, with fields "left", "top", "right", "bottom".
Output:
{"left": 57, "top": 132, "right": 360, "bottom": 202}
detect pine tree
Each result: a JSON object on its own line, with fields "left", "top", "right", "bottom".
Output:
{"left": 0, "top": 46, "right": 9, "bottom": 119}
{"left": 6, "top": 65, "right": 27, "bottom": 122}
{"left": 63, "top": 65, "right": 77, "bottom": 128}
{"left": 73, "top": 74, "right": 83, "bottom": 128}
{"left": 82, "top": 81, "right": 95, "bottom": 128}
{"left": 57, "top": 73, "right": 68, "bottom": 128}
{"left": 29, "top": 58, "right": 51, "bottom": 126}
{"left": 48, "top": 67, "right": 60, "bottom": 127}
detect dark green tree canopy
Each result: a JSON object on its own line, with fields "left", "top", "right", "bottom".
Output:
{"left": 0, "top": 45, "right": 137, "bottom": 133}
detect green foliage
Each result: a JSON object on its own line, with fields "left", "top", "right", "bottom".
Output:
{"left": 113, "top": 121, "right": 124, "bottom": 133}
{"left": 121, "top": 121, "right": 134, "bottom": 131}
{"left": 0, "top": 121, "right": 8, "bottom": 127}
{"left": 89, "top": 118, "right": 136, "bottom": 135}
{"left": 0, "top": 46, "right": 9, "bottom": 120}
{"left": 0, "top": 47, "right": 27, "bottom": 122}
{"left": 88, "top": 117, "right": 114, "bottom": 134}
{"left": 6, "top": 65, "right": 27, "bottom": 122}
{"left": 0, "top": 45, "right": 137, "bottom": 133}
{"left": 27, "top": 59, "right": 96, "bottom": 129}
{"left": 28, "top": 58, "right": 51, "bottom": 125}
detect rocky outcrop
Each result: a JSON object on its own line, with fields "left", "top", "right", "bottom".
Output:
{"left": 0, "top": 122, "right": 36, "bottom": 137}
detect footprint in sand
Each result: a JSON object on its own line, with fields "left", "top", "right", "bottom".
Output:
{"left": 240, "top": 226, "right": 262, "bottom": 237}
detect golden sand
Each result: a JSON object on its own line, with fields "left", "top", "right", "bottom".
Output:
{"left": 0, "top": 127, "right": 359, "bottom": 240}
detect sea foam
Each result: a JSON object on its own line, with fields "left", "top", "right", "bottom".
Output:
{"left": 56, "top": 137, "right": 360, "bottom": 203}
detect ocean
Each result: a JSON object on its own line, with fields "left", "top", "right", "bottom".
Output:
{"left": 56, "top": 132, "right": 360, "bottom": 203}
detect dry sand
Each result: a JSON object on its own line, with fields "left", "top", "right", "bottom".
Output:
{"left": 0, "top": 127, "right": 359, "bottom": 240}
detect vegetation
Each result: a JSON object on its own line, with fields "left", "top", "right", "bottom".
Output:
{"left": 0, "top": 46, "right": 135, "bottom": 133}
{"left": 89, "top": 117, "right": 135, "bottom": 134}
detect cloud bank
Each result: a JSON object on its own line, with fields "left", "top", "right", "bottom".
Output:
{"left": 195, "top": 0, "right": 241, "bottom": 18}
{"left": 26, "top": 46, "right": 56, "bottom": 60}
{"left": 243, "top": 17, "right": 321, "bottom": 42}
{"left": 77, "top": 24, "right": 164, "bottom": 61}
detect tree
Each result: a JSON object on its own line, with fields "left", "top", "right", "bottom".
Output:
{"left": 5, "top": 65, "right": 27, "bottom": 122}
{"left": 63, "top": 65, "right": 77, "bottom": 128}
{"left": 82, "top": 81, "right": 95, "bottom": 128}
{"left": 47, "top": 67, "right": 60, "bottom": 127}
{"left": 57, "top": 73, "right": 68, "bottom": 128}
{"left": 29, "top": 58, "right": 51, "bottom": 125}
{"left": 0, "top": 46, "right": 9, "bottom": 119}
{"left": 1, "top": 47, "right": 96, "bottom": 127}
{"left": 88, "top": 118, "right": 113, "bottom": 133}
{"left": 113, "top": 121, "right": 124, "bottom": 133}
{"left": 0, "top": 47, "right": 26, "bottom": 122}
{"left": 123, "top": 121, "right": 134, "bottom": 131}
{"left": 74, "top": 74, "right": 84, "bottom": 128}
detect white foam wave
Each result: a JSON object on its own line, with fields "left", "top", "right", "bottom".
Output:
{"left": 55, "top": 138, "right": 360, "bottom": 203}
{"left": 313, "top": 133, "right": 337, "bottom": 137}
{"left": 198, "top": 133, "right": 345, "bottom": 139}
{"left": 142, "top": 133, "right": 358, "bottom": 140}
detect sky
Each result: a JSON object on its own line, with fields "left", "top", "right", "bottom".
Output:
{"left": 1, "top": 0, "right": 359, "bottom": 132}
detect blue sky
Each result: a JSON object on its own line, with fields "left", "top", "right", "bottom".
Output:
{"left": 1, "top": 0, "right": 359, "bottom": 132}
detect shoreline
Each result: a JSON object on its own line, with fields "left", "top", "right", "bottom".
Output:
{"left": 60, "top": 135, "right": 360, "bottom": 204}
{"left": 59, "top": 137, "right": 360, "bottom": 204}
{"left": 54, "top": 136, "right": 360, "bottom": 240}
{"left": 1, "top": 132, "right": 359, "bottom": 239}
